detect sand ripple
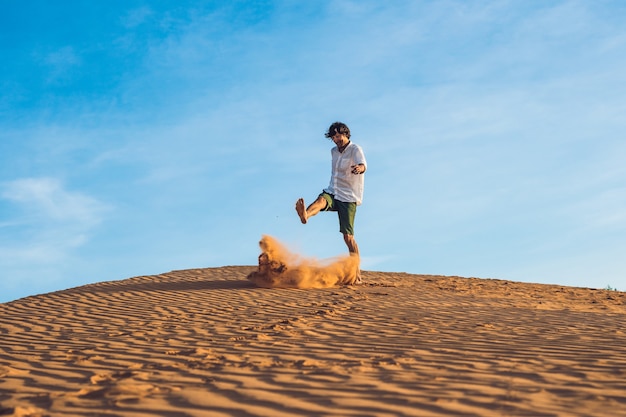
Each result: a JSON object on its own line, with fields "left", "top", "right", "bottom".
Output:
{"left": 1, "top": 267, "right": 625, "bottom": 416}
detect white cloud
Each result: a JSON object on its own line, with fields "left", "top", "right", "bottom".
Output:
{"left": 2, "top": 177, "right": 105, "bottom": 225}
{"left": 0, "top": 178, "right": 109, "bottom": 264}
{"left": 40, "top": 46, "right": 82, "bottom": 85}
{"left": 121, "top": 6, "right": 154, "bottom": 28}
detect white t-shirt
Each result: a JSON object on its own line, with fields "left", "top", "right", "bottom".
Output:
{"left": 324, "top": 142, "right": 367, "bottom": 205}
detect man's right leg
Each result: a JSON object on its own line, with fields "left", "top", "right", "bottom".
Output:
{"left": 337, "top": 202, "right": 361, "bottom": 284}
{"left": 296, "top": 196, "right": 327, "bottom": 224}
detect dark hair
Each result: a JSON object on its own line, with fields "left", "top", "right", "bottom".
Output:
{"left": 324, "top": 122, "right": 351, "bottom": 139}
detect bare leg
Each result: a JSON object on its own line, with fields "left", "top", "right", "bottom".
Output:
{"left": 343, "top": 233, "right": 362, "bottom": 283}
{"left": 295, "top": 196, "right": 326, "bottom": 224}
{"left": 343, "top": 233, "right": 359, "bottom": 255}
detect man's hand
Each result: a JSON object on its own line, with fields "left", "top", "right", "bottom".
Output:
{"left": 351, "top": 164, "right": 366, "bottom": 175}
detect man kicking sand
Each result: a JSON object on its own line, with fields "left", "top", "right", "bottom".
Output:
{"left": 296, "top": 121, "right": 367, "bottom": 282}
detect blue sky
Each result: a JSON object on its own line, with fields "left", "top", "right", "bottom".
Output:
{"left": 1, "top": 0, "right": 625, "bottom": 302}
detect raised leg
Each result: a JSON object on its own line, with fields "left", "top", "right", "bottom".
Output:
{"left": 295, "top": 196, "right": 327, "bottom": 224}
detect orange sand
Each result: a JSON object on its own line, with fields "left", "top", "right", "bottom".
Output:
{"left": 1, "top": 267, "right": 626, "bottom": 416}
{"left": 247, "top": 235, "right": 360, "bottom": 288}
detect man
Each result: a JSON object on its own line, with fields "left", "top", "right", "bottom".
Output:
{"left": 295, "top": 121, "right": 367, "bottom": 281}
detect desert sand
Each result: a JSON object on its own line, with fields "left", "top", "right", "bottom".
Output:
{"left": 1, "top": 266, "right": 626, "bottom": 416}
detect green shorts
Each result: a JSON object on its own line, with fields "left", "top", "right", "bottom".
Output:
{"left": 319, "top": 192, "right": 357, "bottom": 235}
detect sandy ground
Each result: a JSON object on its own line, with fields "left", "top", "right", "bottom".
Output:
{"left": 1, "top": 266, "right": 625, "bottom": 416}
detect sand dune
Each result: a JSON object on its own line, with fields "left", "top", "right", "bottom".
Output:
{"left": 1, "top": 267, "right": 625, "bottom": 416}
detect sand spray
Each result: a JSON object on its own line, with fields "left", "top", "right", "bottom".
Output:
{"left": 247, "top": 235, "right": 359, "bottom": 288}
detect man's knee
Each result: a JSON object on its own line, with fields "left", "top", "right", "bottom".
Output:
{"left": 315, "top": 193, "right": 332, "bottom": 212}
{"left": 315, "top": 195, "right": 328, "bottom": 208}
